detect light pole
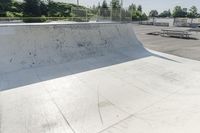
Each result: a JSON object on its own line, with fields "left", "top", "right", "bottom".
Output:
{"left": 77, "top": 0, "right": 79, "bottom": 5}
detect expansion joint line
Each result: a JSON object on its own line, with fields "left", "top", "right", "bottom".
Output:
{"left": 98, "top": 87, "right": 186, "bottom": 133}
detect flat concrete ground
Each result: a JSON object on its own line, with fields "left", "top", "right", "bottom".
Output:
{"left": 134, "top": 24, "right": 200, "bottom": 61}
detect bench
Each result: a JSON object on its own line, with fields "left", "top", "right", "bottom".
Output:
{"left": 161, "top": 29, "right": 191, "bottom": 38}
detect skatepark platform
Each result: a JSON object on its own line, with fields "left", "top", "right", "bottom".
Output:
{"left": 1, "top": 23, "right": 200, "bottom": 133}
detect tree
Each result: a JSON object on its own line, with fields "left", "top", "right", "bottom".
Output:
{"left": 198, "top": 13, "right": 200, "bottom": 18}
{"left": 47, "top": 1, "right": 71, "bottom": 17}
{"left": 131, "top": 11, "right": 139, "bottom": 21}
{"left": 131, "top": 10, "right": 142, "bottom": 21}
{"left": 23, "top": 0, "right": 41, "bottom": 16}
{"left": 100, "top": 0, "right": 109, "bottom": 17}
{"left": 102, "top": 0, "right": 108, "bottom": 9}
{"left": 137, "top": 5, "right": 142, "bottom": 12}
{"left": 128, "top": 3, "right": 136, "bottom": 20}
{"left": 97, "top": 2, "right": 101, "bottom": 9}
{"left": 141, "top": 13, "right": 148, "bottom": 20}
{"left": 187, "top": 6, "right": 198, "bottom": 23}
{"left": 172, "top": 6, "right": 187, "bottom": 18}
{"left": 159, "top": 9, "right": 171, "bottom": 18}
{"left": 0, "top": 0, "right": 13, "bottom": 10}
{"left": 149, "top": 10, "right": 158, "bottom": 17}
{"left": 168, "top": 9, "right": 172, "bottom": 17}
{"left": 128, "top": 4, "right": 147, "bottom": 21}
{"left": 111, "top": 0, "right": 120, "bottom": 9}
{"left": 110, "top": 0, "right": 120, "bottom": 21}
{"left": 188, "top": 6, "right": 198, "bottom": 18}
{"left": 12, "top": 1, "right": 24, "bottom": 13}
{"left": 40, "top": 1, "right": 48, "bottom": 16}
{"left": 149, "top": 10, "right": 158, "bottom": 24}
{"left": 128, "top": 3, "right": 136, "bottom": 11}
{"left": 23, "top": 0, "right": 47, "bottom": 22}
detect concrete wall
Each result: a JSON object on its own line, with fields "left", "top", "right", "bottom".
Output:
{"left": 146, "top": 18, "right": 200, "bottom": 27}
{"left": 0, "top": 23, "right": 144, "bottom": 74}
{"left": 147, "top": 18, "right": 174, "bottom": 26}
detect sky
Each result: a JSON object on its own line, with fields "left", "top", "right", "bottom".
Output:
{"left": 51, "top": 0, "right": 200, "bottom": 14}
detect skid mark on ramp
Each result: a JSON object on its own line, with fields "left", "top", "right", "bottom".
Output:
{"left": 97, "top": 88, "right": 104, "bottom": 125}
{"left": 34, "top": 71, "right": 76, "bottom": 133}
{"left": 97, "top": 114, "right": 135, "bottom": 133}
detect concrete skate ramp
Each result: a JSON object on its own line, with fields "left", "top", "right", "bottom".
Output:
{"left": 1, "top": 23, "right": 200, "bottom": 133}
{"left": 0, "top": 23, "right": 148, "bottom": 74}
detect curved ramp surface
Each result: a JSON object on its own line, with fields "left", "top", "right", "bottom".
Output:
{"left": 0, "top": 23, "right": 147, "bottom": 74}
{"left": 1, "top": 23, "right": 200, "bottom": 133}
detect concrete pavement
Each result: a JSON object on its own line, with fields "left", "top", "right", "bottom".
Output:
{"left": 1, "top": 23, "right": 200, "bottom": 133}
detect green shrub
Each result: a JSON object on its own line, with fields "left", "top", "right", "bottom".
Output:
{"left": 5, "top": 11, "right": 14, "bottom": 17}
{"left": 23, "top": 15, "right": 46, "bottom": 23}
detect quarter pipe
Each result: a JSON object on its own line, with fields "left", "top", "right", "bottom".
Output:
{"left": 1, "top": 23, "right": 200, "bottom": 133}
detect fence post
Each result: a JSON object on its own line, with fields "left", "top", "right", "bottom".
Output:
{"left": 131, "top": 7, "right": 133, "bottom": 22}
{"left": 86, "top": 9, "right": 88, "bottom": 22}
{"left": 110, "top": 7, "right": 112, "bottom": 21}
{"left": 120, "top": 8, "right": 122, "bottom": 22}
{"left": 71, "top": 7, "right": 74, "bottom": 21}
{"left": 98, "top": 8, "right": 100, "bottom": 21}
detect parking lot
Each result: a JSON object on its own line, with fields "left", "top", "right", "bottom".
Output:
{"left": 134, "top": 24, "right": 200, "bottom": 61}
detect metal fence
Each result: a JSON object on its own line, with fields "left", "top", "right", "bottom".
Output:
{"left": 1, "top": 6, "right": 200, "bottom": 25}
{"left": 0, "top": 7, "right": 133, "bottom": 23}
{"left": 70, "top": 7, "right": 132, "bottom": 22}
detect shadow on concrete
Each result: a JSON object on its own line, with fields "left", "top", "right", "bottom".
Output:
{"left": 162, "top": 36, "right": 199, "bottom": 40}
{"left": 0, "top": 47, "right": 180, "bottom": 92}
{"left": 146, "top": 32, "right": 199, "bottom": 40}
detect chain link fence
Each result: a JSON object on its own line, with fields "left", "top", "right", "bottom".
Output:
{"left": 94, "top": 8, "right": 132, "bottom": 22}
{"left": 70, "top": 7, "right": 132, "bottom": 22}
{"left": 0, "top": 7, "right": 133, "bottom": 23}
